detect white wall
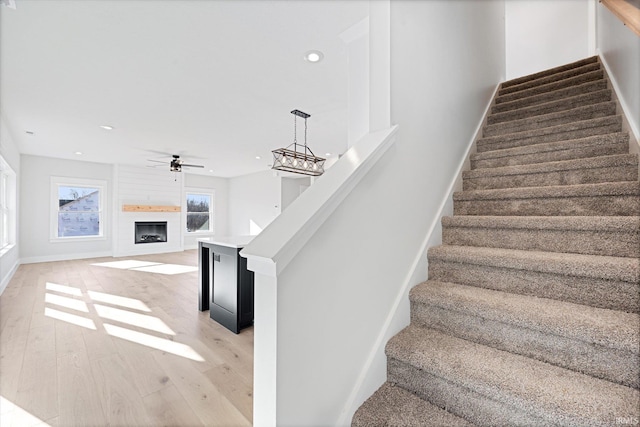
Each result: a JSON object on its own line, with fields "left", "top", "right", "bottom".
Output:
{"left": 183, "top": 172, "right": 230, "bottom": 248}
{"left": 264, "top": 1, "right": 505, "bottom": 425}
{"left": 281, "top": 176, "right": 310, "bottom": 211}
{"left": 228, "top": 170, "right": 281, "bottom": 236}
{"left": 0, "top": 115, "right": 20, "bottom": 291}
{"left": 20, "top": 155, "right": 113, "bottom": 263}
{"left": 596, "top": 1, "right": 640, "bottom": 142}
{"left": 506, "top": 0, "right": 589, "bottom": 79}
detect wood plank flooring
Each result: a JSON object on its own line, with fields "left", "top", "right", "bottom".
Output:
{"left": 0, "top": 250, "right": 253, "bottom": 426}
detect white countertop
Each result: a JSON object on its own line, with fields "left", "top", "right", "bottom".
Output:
{"left": 198, "top": 235, "right": 255, "bottom": 249}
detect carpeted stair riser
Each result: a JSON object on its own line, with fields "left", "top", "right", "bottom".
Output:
{"left": 494, "top": 70, "right": 604, "bottom": 105}
{"left": 386, "top": 327, "right": 640, "bottom": 427}
{"left": 500, "top": 56, "right": 598, "bottom": 89}
{"left": 427, "top": 249, "right": 639, "bottom": 313}
{"left": 454, "top": 182, "right": 640, "bottom": 217}
{"left": 498, "top": 62, "right": 602, "bottom": 97}
{"left": 409, "top": 281, "right": 640, "bottom": 388}
{"left": 462, "top": 154, "right": 638, "bottom": 191}
{"left": 476, "top": 115, "right": 622, "bottom": 153}
{"left": 487, "top": 89, "right": 612, "bottom": 125}
{"left": 470, "top": 132, "right": 630, "bottom": 170}
{"left": 442, "top": 216, "right": 640, "bottom": 258}
{"left": 491, "top": 80, "right": 608, "bottom": 115}
{"left": 351, "top": 382, "right": 473, "bottom": 427}
{"left": 482, "top": 101, "right": 616, "bottom": 138}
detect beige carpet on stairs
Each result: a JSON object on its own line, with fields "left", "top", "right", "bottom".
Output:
{"left": 352, "top": 55, "right": 640, "bottom": 427}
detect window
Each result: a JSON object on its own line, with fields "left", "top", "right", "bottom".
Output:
{"left": 0, "top": 155, "right": 16, "bottom": 252}
{"left": 186, "top": 192, "right": 213, "bottom": 233}
{"left": 51, "top": 177, "right": 106, "bottom": 240}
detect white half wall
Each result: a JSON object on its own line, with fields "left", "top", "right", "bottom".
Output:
{"left": 281, "top": 176, "right": 310, "bottom": 212}
{"left": 262, "top": 1, "right": 505, "bottom": 425}
{"left": 0, "top": 114, "right": 20, "bottom": 292}
{"left": 506, "top": 0, "right": 589, "bottom": 79}
{"left": 20, "top": 155, "right": 113, "bottom": 263}
{"left": 596, "top": 1, "right": 640, "bottom": 142}
{"left": 228, "top": 170, "right": 281, "bottom": 236}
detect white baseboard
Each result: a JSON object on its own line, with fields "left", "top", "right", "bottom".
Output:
{"left": 337, "top": 83, "right": 500, "bottom": 425}
{"left": 0, "top": 259, "right": 21, "bottom": 295}
{"left": 20, "top": 251, "right": 113, "bottom": 265}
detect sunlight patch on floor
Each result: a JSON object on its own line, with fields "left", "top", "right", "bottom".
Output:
{"left": 44, "top": 293, "right": 89, "bottom": 312}
{"left": 87, "top": 290, "right": 151, "bottom": 312}
{"left": 45, "top": 282, "right": 82, "bottom": 296}
{"left": 44, "top": 307, "right": 96, "bottom": 330}
{"left": 130, "top": 263, "right": 198, "bottom": 275}
{"left": 0, "top": 396, "right": 51, "bottom": 427}
{"left": 94, "top": 304, "right": 175, "bottom": 335}
{"left": 91, "top": 259, "right": 197, "bottom": 275}
{"left": 41, "top": 284, "right": 204, "bottom": 362}
{"left": 104, "top": 323, "right": 204, "bottom": 362}
{"left": 91, "top": 260, "right": 161, "bottom": 269}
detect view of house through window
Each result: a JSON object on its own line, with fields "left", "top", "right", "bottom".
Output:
{"left": 56, "top": 185, "right": 102, "bottom": 238}
{"left": 186, "top": 192, "right": 212, "bottom": 232}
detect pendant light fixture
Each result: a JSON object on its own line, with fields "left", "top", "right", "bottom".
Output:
{"left": 272, "top": 110, "right": 325, "bottom": 176}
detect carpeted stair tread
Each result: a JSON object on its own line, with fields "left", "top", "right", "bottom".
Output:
{"left": 427, "top": 245, "right": 638, "bottom": 283}
{"left": 410, "top": 281, "right": 639, "bottom": 355}
{"left": 501, "top": 56, "right": 598, "bottom": 89}
{"left": 494, "top": 70, "right": 604, "bottom": 105}
{"left": 487, "top": 89, "right": 612, "bottom": 125}
{"left": 482, "top": 101, "right": 617, "bottom": 137}
{"left": 410, "top": 281, "right": 640, "bottom": 388}
{"left": 462, "top": 153, "right": 638, "bottom": 190}
{"left": 442, "top": 215, "right": 640, "bottom": 257}
{"left": 498, "top": 62, "right": 602, "bottom": 96}
{"left": 491, "top": 80, "right": 608, "bottom": 115}
{"left": 470, "top": 132, "right": 629, "bottom": 169}
{"left": 476, "top": 115, "right": 622, "bottom": 153}
{"left": 351, "top": 382, "right": 475, "bottom": 427}
{"left": 386, "top": 326, "right": 640, "bottom": 426}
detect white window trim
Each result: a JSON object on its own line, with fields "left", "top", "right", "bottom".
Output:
{"left": 50, "top": 176, "right": 108, "bottom": 242}
{"left": 0, "top": 155, "right": 16, "bottom": 255}
{"left": 184, "top": 188, "right": 215, "bottom": 234}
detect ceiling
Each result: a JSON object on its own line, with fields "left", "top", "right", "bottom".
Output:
{"left": 0, "top": 0, "right": 368, "bottom": 177}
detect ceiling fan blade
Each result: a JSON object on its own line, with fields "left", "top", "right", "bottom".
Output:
{"left": 181, "top": 163, "right": 205, "bottom": 168}
{"left": 147, "top": 159, "right": 166, "bottom": 164}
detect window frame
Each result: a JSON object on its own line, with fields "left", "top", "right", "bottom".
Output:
{"left": 0, "top": 155, "right": 16, "bottom": 254}
{"left": 185, "top": 189, "right": 215, "bottom": 234}
{"left": 50, "top": 176, "right": 107, "bottom": 242}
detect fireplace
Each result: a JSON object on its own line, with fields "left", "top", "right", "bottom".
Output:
{"left": 135, "top": 221, "right": 167, "bottom": 244}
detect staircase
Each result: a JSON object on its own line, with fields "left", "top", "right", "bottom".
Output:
{"left": 352, "top": 56, "right": 640, "bottom": 426}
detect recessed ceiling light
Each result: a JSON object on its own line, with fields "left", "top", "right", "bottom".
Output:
{"left": 75, "top": 151, "right": 83, "bottom": 155}
{"left": 304, "top": 50, "right": 324, "bottom": 63}
{"left": 255, "top": 156, "right": 261, "bottom": 160}
{"left": 325, "top": 152, "right": 332, "bottom": 156}
{"left": 209, "top": 169, "right": 213, "bottom": 172}
{"left": 100, "top": 125, "right": 114, "bottom": 130}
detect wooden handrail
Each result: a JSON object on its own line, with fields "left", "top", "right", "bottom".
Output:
{"left": 601, "top": 0, "right": 640, "bottom": 37}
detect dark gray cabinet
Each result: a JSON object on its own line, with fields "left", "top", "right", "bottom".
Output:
{"left": 198, "top": 240, "right": 254, "bottom": 334}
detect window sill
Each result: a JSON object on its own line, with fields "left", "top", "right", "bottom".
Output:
{"left": 50, "top": 236, "right": 107, "bottom": 243}
{"left": 0, "top": 244, "right": 16, "bottom": 258}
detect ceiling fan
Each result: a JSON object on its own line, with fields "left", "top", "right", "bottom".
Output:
{"left": 148, "top": 154, "right": 204, "bottom": 172}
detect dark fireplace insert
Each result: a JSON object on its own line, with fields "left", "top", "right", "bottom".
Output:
{"left": 135, "top": 221, "right": 167, "bottom": 244}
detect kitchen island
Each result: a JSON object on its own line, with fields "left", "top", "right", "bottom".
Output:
{"left": 198, "top": 236, "right": 255, "bottom": 333}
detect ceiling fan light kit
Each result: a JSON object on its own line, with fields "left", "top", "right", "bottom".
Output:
{"left": 272, "top": 109, "right": 325, "bottom": 176}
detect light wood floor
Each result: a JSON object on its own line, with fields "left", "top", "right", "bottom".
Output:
{"left": 0, "top": 250, "right": 253, "bottom": 427}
